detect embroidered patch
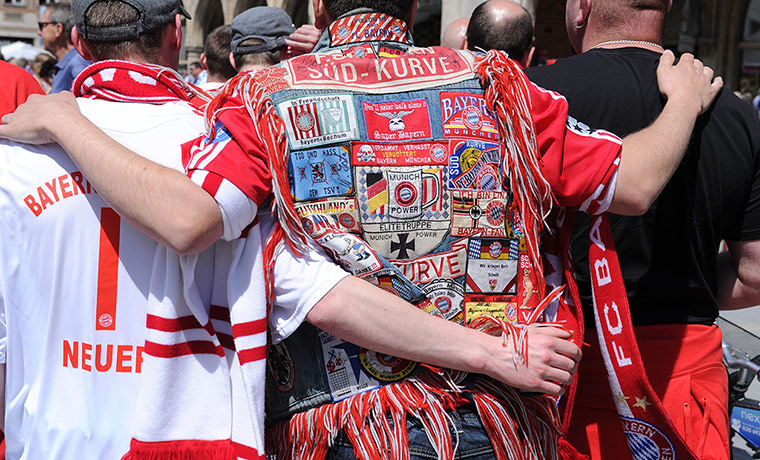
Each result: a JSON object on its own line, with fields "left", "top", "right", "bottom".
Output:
{"left": 295, "top": 197, "right": 362, "bottom": 235}
{"left": 267, "top": 341, "right": 295, "bottom": 393}
{"left": 452, "top": 190, "right": 512, "bottom": 237}
{"left": 252, "top": 65, "right": 289, "bottom": 93}
{"left": 284, "top": 46, "right": 475, "bottom": 93}
{"left": 517, "top": 253, "right": 539, "bottom": 310}
{"left": 278, "top": 94, "right": 359, "bottom": 150}
{"left": 448, "top": 140, "right": 502, "bottom": 190}
{"left": 441, "top": 92, "right": 500, "bottom": 141}
{"left": 315, "top": 229, "right": 382, "bottom": 277}
{"left": 620, "top": 416, "right": 675, "bottom": 460}
{"left": 289, "top": 145, "right": 352, "bottom": 201}
{"left": 329, "top": 12, "right": 408, "bottom": 46}
{"left": 377, "top": 44, "right": 404, "bottom": 58}
{"left": 355, "top": 166, "right": 451, "bottom": 258}
{"left": 352, "top": 141, "right": 449, "bottom": 167}
{"left": 319, "top": 331, "right": 377, "bottom": 401}
{"left": 358, "top": 349, "right": 417, "bottom": 382}
{"left": 464, "top": 294, "right": 517, "bottom": 325}
{"left": 392, "top": 238, "right": 468, "bottom": 285}
{"left": 466, "top": 238, "right": 518, "bottom": 294}
{"left": 421, "top": 278, "right": 465, "bottom": 322}
{"left": 362, "top": 99, "right": 432, "bottom": 142}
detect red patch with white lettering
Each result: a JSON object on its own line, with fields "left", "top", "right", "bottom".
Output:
{"left": 253, "top": 65, "right": 289, "bottom": 93}
{"left": 362, "top": 99, "right": 432, "bottom": 142}
{"left": 284, "top": 46, "right": 475, "bottom": 92}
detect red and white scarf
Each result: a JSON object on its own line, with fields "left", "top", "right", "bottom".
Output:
{"left": 74, "top": 61, "right": 267, "bottom": 459}
{"left": 589, "top": 213, "right": 700, "bottom": 460}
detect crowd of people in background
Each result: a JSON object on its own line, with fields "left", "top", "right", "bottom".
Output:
{"left": 0, "top": 1, "right": 756, "bottom": 460}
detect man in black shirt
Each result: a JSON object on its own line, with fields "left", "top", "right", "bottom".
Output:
{"left": 525, "top": 1, "right": 760, "bottom": 459}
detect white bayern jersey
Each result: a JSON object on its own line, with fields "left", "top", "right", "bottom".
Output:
{"left": 0, "top": 96, "right": 347, "bottom": 460}
{"left": 0, "top": 99, "right": 206, "bottom": 459}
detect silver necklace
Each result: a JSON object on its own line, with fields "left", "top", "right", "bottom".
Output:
{"left": 592, "top": 39, "right": 664, "bottom": 51}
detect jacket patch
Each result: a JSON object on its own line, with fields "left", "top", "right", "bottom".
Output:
{"left": 278, "top": 94, "right": 359, "bottom": 150}
{"left": 451, "top": 190, "right": 512, "bottom": 237}
{"left": 355, "top": 166, "right": 451, "bottom": 258}
{"left": 441, "top": 91, "right": 500, "bottom": 141}
{"left": 361, "top": 99, "right": 432, "bottom": 142}
{"left": 464, "top": 294, "right": 518, "bottom": 325}
{"left": 421, "top": 278, "right": 465, "bottom": 323}
{"left": 448, "top": 140, "right": 503, "bottom": 190}
{"left": 289, "top": 145, "right": 352, "bottom": 201}
{"left": 296, "top": 197, "right": 361, "bottom": 235}
{"left": 351, "top": 141, "right": 448, "bottom": 167}
{"left": 466, "top": 238, "right": 519, "bottom": 294}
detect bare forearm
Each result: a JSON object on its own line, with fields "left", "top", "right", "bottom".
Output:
{"left": 307, "top": 276, "right": 580, "bottom": 394}
{"left": 307, "top": 277, "right": 494, "bottom": 374}
{"left": 49, "top": 114, "right": 222, "bottom": 254}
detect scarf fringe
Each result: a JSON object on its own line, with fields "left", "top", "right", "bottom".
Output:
{"left": 266, "top": 373, "right": 559, "bottom": 460}
{"left": 204, "top": 74, "right": 313, "bottom": 305}
{"left": 557, "top": 437, "right": 589, "bottom": 460}
{"left": 475, "top": 51, "right": 554, "bottom": 299}
{"left": 121, "top": 439, "right": 236, "bottom": 460}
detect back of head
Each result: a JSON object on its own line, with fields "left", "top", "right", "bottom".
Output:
{"left": 231, "top": 6, "right": 294, "bottom": 70}
{"left": 594, "top": 0, "right": 669, "bottom": 34}
{"left": 324, "top": 0, "right": 412, "bottom": 20}
{"left": 46, "top": 3, "right": 76, "bottom": 45}
{"left": 467, "top": 0, "right": 533, "bottom": 61}
{"left": 441, "top": 18, "right": 468, "bottom": 49}
{"left": 72, "top": 0, "right": 191, "bottom": 62}
{"left": 204, "top": 25, "right": 236, "bottom": 80}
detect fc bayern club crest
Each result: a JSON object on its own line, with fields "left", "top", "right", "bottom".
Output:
{"left": 620, "top": 416, "right": 675, "bottom": 460}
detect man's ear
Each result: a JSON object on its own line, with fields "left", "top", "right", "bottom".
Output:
{"left": 71, "top": 26, "right": 95, "bottom": 61}
{"left": 53, "top": 21, "right": 65, "bottom": 40}
{"left": 578, "top": 0, "right": 592, "bottom": 28}
{"left": 200, "top": 53, "right": 208, "bottom": 71}
{"left": 171, "top": 13, "right": 183, "bottom": 51}
{"left": 521, "top": 46, "right": 536, "bottom": 68}
{"left": 229, "top": 51, "right": 238, "bottom": 71}
{"left": 405, "top": 0, "right": 418, "bottom": 32}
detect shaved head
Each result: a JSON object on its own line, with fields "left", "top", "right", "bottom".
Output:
{"left": 466, "top": 0, "right": 533, "bottom": 62}
{"left": 441, "top": 17, "right": 469, "bottom": 49}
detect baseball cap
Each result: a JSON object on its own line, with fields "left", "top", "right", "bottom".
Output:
{"left": 73, "top": 0, "right": 192, "bottom": 41}
{"left": 231, "top": 7, "right": 295, "bottom": 55}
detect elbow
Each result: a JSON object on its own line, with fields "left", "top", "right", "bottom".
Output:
{"left": 608, "top": 187, "right": 656, "bottom": 216}
{"left": 161, "top": 216, "right": 221, "bottom": 255}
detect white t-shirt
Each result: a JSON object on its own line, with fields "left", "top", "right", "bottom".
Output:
{"left": 0, "top": 98, "right": 346, "bottom": 459}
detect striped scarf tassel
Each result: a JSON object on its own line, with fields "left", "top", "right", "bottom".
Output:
{"left": 475, "top": 51, "right": 554, "bottom": 299}
{"left": 204, "top": 74, "right": 312, "bottom": 303}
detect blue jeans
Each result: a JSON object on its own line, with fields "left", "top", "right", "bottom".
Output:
{"left": 325, "top": 405, "right": 495, "bottom": 459}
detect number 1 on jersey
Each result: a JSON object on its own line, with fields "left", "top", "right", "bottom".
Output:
{"left": 96, "top": 208, "right": 120, "bottom": 331}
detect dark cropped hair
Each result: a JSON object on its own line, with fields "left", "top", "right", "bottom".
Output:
{"left": 204, "top": 25, "right": 237, "bottom": 80}
{"left": 324, "top": 0, "right": 412, "bottom": 20}
{"left": 466, "top": 0, "right": 533, "bottom": 61}
{"left": 81, "top": 1, "right": 165, "bottom": 62}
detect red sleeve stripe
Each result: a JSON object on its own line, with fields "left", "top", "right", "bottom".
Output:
{"left": 201, "top": 172, "right": 224, "bottom": 197}
{"left": 237, "top": 345, "right": 267, "bottom": 365}
{"left": 144, "top": 340, "right": 225, "bottom": 358}
{"left": 146, "top": 314, "right": 216, "bottom": 337}
{"left": 231, "top": 441, "right": 265, "bottom": 460}
{"left": 231, "top": 318, "right": 268, "bottom": 338}
{"left": 187, "top": 137, "right": 225, "bottom": 172}
{"left": 218, "top": 332, "right": 235, "bottom": 351}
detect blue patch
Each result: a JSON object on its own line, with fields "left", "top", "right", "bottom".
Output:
{"left": 289, "top": 145, "right": 353, "bottom": 201}
{"left": 447, "top": 140, "right": 502, "bottom": 190}
{"left": 207, "top": 121, "right": 232, "bottom": 144}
